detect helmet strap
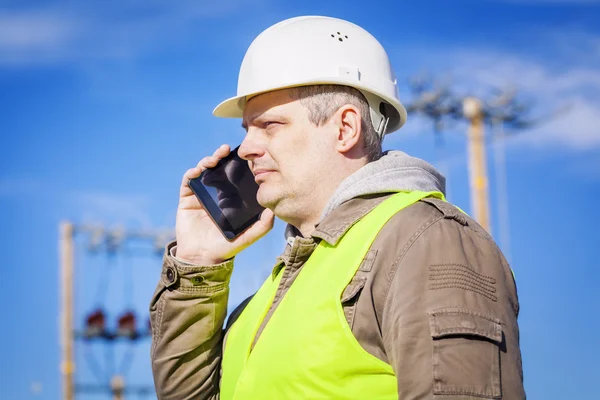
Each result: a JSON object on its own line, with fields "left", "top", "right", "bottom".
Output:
{"left": 376, "top": 115, "right": 390, "bottom": 137}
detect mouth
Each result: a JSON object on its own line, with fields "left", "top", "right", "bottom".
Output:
{"left": 253, "top": 169, "right": 275, "bottom": 183}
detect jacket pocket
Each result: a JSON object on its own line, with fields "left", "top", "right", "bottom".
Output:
{"left": 429, "top": 308, "right": 503, "bottom": 399}
{"left": 341, "top": 276, "right": 367, "bottom": 329}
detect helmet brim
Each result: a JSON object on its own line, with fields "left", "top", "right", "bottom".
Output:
{"left": 213, "top": 80, "right": 407, "bottom": 133}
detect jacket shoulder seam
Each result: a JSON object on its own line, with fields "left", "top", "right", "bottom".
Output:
{"left": 377, "top": 212, "right": 445, "bottom": 318}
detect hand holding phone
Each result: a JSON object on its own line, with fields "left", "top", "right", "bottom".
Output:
{"left": 175, "top": 144, "right": 274, "bottom": 265}
{"left": 188, "top": 145, "right": 266, "bottom": 240}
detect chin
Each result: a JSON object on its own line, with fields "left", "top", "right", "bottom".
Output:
{"left": 256, "top": 187, "right": 281, "bottom": 210}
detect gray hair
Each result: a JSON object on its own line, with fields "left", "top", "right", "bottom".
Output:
{"left": 288, "top": 85, "right": 382, "bottom": 161}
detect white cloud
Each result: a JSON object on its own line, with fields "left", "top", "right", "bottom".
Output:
{"left": 0, "top": 10, "right": 87, "bottom": 65}
{"left": 451, "top": 53, "right": 600, "bottom": 150}
{"left": 526, "top": 96, "right": 600, "bottom": 150}
{"left": 0, "top": 177, "right": 161, "bottom": 228}
{"left": 566, "top": 151, "right": 600, "bottom": 181}
{"left": 71, "top": 191, "right": 154, "bottom": 228}
{"left": 492, "top": 0, "right": 600, "bottom": 4}
{"left": 0, "top": 176, "right": 41, "bottom": 197}
{"left": 399, "top": 28, "right": 600, "bottom": 151}
{"left": 0, "top": 0, "right": 266, "bottom": 66}
{"left": 0, "top": 13, "right": 75, "bottom": 49}
{"left": 447, "top": 51, "right": 600, "bottom": 95}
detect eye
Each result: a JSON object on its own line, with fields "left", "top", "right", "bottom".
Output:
{"left": 263, "top": 121, "right": 281, "bottom": 129}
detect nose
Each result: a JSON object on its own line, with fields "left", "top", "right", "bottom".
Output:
{"left": 238, "top": 129, "right": 265, "bottom": 162}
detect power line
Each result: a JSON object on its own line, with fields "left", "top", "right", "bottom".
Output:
{"left": 60, "top": 222, "right": 174, "bottom": 400}
{"left": 405, "top": 76, "right": 540, "bottom": 236}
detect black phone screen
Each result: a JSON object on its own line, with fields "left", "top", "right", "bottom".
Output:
{"left": 188, "top": 146, "right": 265, "bottom": 240}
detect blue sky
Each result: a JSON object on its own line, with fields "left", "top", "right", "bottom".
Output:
{"left": 1, "top": 0, "right": 599, "bottom": 399}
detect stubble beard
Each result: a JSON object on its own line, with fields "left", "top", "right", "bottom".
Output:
{"left": 257, "top": 181, "right": 302, "bottom": 222}
{"left": 256, "top": 183, "right": 282, "bottom": 212}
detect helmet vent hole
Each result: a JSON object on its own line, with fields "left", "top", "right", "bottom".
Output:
{"left": 331, "top": 32, "right": 348, "bottom": 42}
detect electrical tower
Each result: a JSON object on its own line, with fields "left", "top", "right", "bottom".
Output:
{"left": 405, "top": 77, "right": 537, "bottom": 235}
{"left": 59, "top": 222, "right": 173, "bottom": 400}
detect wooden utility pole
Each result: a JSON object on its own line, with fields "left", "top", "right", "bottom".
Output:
{"left": 405, "top": 77, "right": 538, "bottom": 235}
{"left": 463, "top": 97, "right": 491, "bottom": 232}
{"left": 111, "top": 376, "right": 125, "bottom": 400}
{"left": 60, "top": 222, "right": 75, "bottom": 400}
{"left": 60, "top": 223, "right": 172, "bottom": 399}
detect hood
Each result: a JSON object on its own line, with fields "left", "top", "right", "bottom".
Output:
{"left": 319, "top": 150, "right": 446, "bottom": 221}
{"left": 284, "top": 151, "right": 446, "bottom": 240}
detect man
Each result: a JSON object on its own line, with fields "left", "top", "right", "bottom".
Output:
{"left": 150, "top": 16, "right": 525, "bottom": 399}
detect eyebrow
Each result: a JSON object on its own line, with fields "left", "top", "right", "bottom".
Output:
{"left": 241, "top": 112, "right": 279, "bottom": 131}
{"left": 241, "top": 115, "right": 258, "bottom": 131}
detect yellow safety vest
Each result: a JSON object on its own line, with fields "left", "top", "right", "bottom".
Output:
{"left": 221, "top": 191, "right": 444, "bottom": 399}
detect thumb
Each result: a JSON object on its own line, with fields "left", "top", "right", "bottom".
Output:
{"left": 252, "top": 208, "right": 275, "bottom": 235}
{"left": 235, "top": 208, "right": 275, "bottom": 245}
{"left": 258, "top": 208, "right": 275, "bottom": 228}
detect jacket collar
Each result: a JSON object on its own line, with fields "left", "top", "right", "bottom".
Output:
{"left": 283, "top": 194, "right": 391, "bottom": 247}
{"left": 311, "top": 195, "right": 390, "bottom": 246}
{"left": 273, "top": 194, "right": 391, "bottom": 278}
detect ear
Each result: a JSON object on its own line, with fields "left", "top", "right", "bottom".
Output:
{"left": 333, "top": 105, "right": 362, "bottom": 155}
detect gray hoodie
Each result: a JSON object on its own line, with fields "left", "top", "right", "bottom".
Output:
{"left": 286, "top": 150, "right": 446, "bottom": 239}
{"left": 321, "top": 150, "right": 446, "bottom": 220}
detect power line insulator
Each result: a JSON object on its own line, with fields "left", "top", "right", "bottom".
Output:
{"left": 84, "top": 309, "right": 106, "bottom": 339}
{"left": 117, "top": 311, "right": 137, "bottom": 340}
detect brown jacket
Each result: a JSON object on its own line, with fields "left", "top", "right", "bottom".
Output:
{"left": 150, "top": 193, "right": 524, "bottom": 399}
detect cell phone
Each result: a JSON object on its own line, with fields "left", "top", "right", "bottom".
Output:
{"left": 188, "top": 146, "right": 265, "bottom": 241}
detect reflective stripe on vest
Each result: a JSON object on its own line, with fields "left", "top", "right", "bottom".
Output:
{"left": 221, "top": 191, "right": 445, "bottom": 400}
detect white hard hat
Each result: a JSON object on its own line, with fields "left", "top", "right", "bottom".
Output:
{"left": 213, "top": 16, "right": 407, "bottom": 135}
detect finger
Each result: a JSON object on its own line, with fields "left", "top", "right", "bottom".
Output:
{"left": 181, "top": 166, "right": 202, "bottom": 187}
{"left": 179, "top": 167, "right": 199, "bottom": 196}
{"left": 180, "top": 145, "right": 230, "bottom": 196}
{"left": 213, "top": 144, "right": 230, "bottom": 159}
{"left": 181, "top": 156, "right": 220, "bottom": 187}
{"left": 236, "top": 208, "right": 275, "bottom": 245}
{"left": 179, "top": 158, "right": 216, "bottom": 196}
{"left": 258, "top": 208, "right": 275, "bottom": 226}
{"left": 195, "top": 155, "right": 221, "bottom": 170}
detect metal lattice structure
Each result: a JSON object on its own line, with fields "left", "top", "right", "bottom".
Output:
{"left": 404, "top": 76, "right": 541, "bottom": 234}
{"left": 60, "top": 223, "right": 173, "bottom": 400}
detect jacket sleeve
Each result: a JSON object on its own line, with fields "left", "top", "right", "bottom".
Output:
{"left": 149, "top": 241, "right": 233, "bottom": 400}
{"left": 381, "top": 214, "right": 525, "bottom": 399}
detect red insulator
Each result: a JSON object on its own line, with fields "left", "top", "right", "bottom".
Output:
{"left": 84, "top": 309, "right": 106, "bottom": 338}
{"left": 117, "top": 311, "right": 137, "bottom": 339}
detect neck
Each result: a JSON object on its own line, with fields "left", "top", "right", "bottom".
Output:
{"left": 286, "top": 155, "right": 368, "bottom": 238}
{"left": 278, "top": 198, "right": 325, "bottom": 238}
{"left": 295, "top": 216, "right": 321, "bottom": 238}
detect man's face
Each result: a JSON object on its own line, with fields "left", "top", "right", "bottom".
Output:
{"left": 239, "top": 89, "right": 336, "bottom": 218}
